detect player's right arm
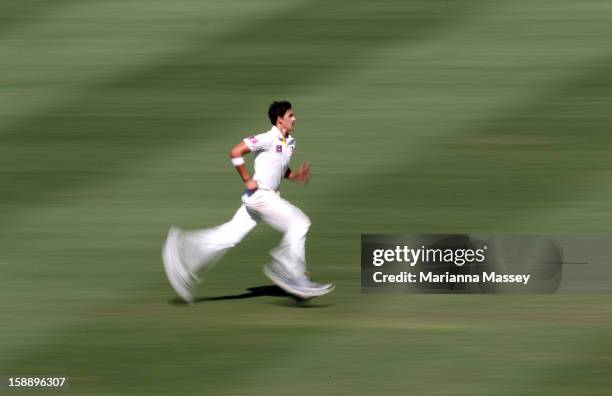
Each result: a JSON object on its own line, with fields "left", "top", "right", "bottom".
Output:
{"left": 229, "top": 141, "right": 258, "bottom": 191}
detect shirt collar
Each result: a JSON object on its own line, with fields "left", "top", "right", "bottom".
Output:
{"left": 271, "top": 125, "right": 291, "bottom": 142}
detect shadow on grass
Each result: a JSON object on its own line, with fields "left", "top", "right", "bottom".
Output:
{"left": 168, "top": 285, "right": 334, "bottom": 308}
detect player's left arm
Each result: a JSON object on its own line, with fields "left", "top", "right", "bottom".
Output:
{"left": 285, "top": 161, "right": 310, "bottom": 185}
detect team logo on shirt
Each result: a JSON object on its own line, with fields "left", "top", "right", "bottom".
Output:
{"left": 276, "top": 145, "right": 282, "bottom": 153}
{"left": 249, "top": 136, "right": 258, "bottom": 144}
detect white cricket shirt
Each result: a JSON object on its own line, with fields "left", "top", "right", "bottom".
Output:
{"left": 243, "top": 126, "right": 296, "bottom": 192}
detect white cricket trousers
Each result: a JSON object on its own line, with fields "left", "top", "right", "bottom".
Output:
{"left": 180, "top": 189, "right": 311, "bottom": 279}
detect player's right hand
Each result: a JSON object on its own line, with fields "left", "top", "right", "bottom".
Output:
{"left": 245, "top": 179, "right": 259, "bottom": 192}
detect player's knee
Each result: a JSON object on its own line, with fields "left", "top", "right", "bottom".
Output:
{"left": 304, "top": 216, "right": 311, "bottom": 230}
{"left": 227, "top": 232, "right": 249, "bottom": 247}
{"left": 292, "top": 212, "right": 311, "bottom": 233}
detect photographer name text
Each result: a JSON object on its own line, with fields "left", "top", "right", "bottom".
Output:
{"left": 373, "top": 271, "right": 531, "bottom": 285}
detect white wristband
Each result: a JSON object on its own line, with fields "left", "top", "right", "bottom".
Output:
{"left": 231, "top": 157, "right": 245, "bottom": 167}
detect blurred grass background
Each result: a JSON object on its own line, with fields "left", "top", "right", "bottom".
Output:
{"left": 2, "top": 0, "right": 612, "bottom": 394}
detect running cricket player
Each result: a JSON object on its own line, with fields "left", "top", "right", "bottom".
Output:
{"left": 163, "top": 101, "right": 334, "bottom": 302}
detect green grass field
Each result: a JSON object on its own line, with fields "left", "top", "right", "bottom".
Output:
{"left": 2, "top": 0, "right": 612, "bottom": 394}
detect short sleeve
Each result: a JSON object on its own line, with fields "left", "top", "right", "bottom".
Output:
{"left": 243, "top": 132, "right": 272, "bottom": 152}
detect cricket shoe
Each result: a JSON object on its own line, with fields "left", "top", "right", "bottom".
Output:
{"left": 163, "top": 226, "right": 197, "bottom": 303}
{"left": 263, "top": 266, "right": 335, "bottom": 299}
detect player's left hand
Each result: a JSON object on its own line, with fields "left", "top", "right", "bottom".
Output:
{"left": 298, "top": 161, "right": 310, "bottom": 185}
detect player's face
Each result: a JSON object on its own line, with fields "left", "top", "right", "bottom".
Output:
{"left": 278, "top": 109, "right": 296, "bottom": 132}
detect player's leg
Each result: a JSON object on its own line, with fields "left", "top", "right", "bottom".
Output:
{"left": 246, "top": 191, "right": 334, "bottom": 298}
{"left": 179, "top": 204, "right": 259, "bottom": 275}
{"left": 244, "top": 190, "right": 307, "bottom": 277}
{"left": 163, "top": 204, "right": 258, "bottom": 302}
{"left": 267, "top": 202, "right": 310, "bottom": 280}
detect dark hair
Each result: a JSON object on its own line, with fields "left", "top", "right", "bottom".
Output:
{"left": 268, "top": 101, "right": 292, "bottom": 125}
